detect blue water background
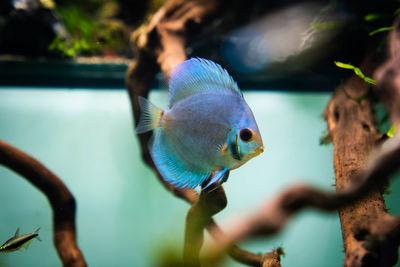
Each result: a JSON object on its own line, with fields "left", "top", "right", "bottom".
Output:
{"left": 0, "top": 87, "right": 399, "bottom": 267}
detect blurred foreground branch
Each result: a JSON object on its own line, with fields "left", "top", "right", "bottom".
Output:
{"left": 0, "top": 140, "right": 86, "bottom": 267}
{"left": 375, "top": 16, "right": 400, "bottom": 127}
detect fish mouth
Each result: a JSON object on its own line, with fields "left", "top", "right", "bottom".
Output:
{"left": 249, "top": 146, "right": 264, "bottom": 158}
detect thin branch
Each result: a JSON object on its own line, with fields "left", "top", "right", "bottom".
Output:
{"left": 0, "top": 140, "right": 87, "bottom": 267}
{"left": 184, "top": 184, "right": 227, "bottom": 266}
{"left": 261, "top": 249, "right": 283, "bottom": 267}
{"left": 206, "top": 221, "right": 270, "bottom": 266}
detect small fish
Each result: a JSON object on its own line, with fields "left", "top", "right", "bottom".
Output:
{"left": 0, "top": 228, "right": 41, "bottom": 252}
{"left": 136, "top": 58, "right": 264, "bottom": 189}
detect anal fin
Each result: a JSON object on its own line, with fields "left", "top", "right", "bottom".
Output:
{"left": 150, "top": 130, "right": 211, "bottom": 189}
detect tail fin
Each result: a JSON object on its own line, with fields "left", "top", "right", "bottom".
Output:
{"left": 34, "top": 228, "right": 41, "bottom": 241}
{"left": 135, "top": 96, "right": 163, "bottom": 134}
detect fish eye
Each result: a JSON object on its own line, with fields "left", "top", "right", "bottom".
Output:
{"left": 239, "top": 128, "right": 253, "bottom": 142}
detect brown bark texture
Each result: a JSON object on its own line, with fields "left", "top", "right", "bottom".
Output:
{"left": 325, "top": 15, "right": 400, "bottom": 266}
{"left": 325, "top": 71, "right": 398, "bottom": 267}
{"left": 0, "top": 140, "right": 87, "bottom": 267}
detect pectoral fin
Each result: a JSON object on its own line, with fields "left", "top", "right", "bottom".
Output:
{"left": 203, "top": 168, "right": 229, "bottom": 189}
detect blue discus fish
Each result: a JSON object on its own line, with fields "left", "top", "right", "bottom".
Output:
{"left": 136, "top": 58, "right": 264, "bottom": 189}
{"left": 0, "top": 228, "right": 41, "bottom": 252}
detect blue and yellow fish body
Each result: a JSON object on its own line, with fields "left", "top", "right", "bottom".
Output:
{"left": 0, "top": 228, "right": 41, "bottom": 252}
{"left": 136, "top": 58, "right": 264, "bottom": 189}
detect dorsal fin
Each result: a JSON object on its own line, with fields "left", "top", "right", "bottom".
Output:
{"left": 167, "top": 58, "right": 242, "bottom": 107}
{"left": 14, "top": 228, "right": 20, "bottom": 237}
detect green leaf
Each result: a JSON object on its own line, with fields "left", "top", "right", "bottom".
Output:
{"left": 387, "top": 124, "right": 396, "bottom": 138}
{"left": 364, "top": 77, "right": 376, "bottom": 85}
{"left": 310, "top": 21, "right": 341, "bottom": 31}
{"left": 334, "top": 61, "right": 376, "bottom": 86}
{"left": 354, "top": 67, "right": 365, "bottom": 79}
{"left": 364, "top": 13, "right": 384, "bottom": 21}
{"left": 48, "top": 35, "right": 76, "bottom": 58}
{"left": 334, "top": 61, "right": 355, "bottom": 69}
{"left": 369, "top": 26, "right": 393, "bottom": 36}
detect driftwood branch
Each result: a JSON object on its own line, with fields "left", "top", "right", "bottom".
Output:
{"left": 0, "top": 140, "right": 86, "bottom": 267}
{"left": 125, "top": 0, "right": 279, "bottom": 266}
{"left": 183, "top": 184, "right": 227, "bottom": 266}
{"left": 325, "top": 62, "right": 399, "bottom": 266}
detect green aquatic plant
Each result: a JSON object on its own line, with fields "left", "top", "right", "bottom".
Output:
{"left": 48, "top": 36, "right": 75, "bottom": 58}
{"left": 310, "top": 21, "right": 342, "bottom": 31}
{"left": 54, "top": 5, "right": 102, "bottom": 56}
{"left": 364, "top": 13, "right": 387, "bottom": 22}
{"left": 48, "top": 2, "right": 129, "bottom": 57}
{"left": 387, "top": 124, "right": 396, "bottom": 138}
{"left": 365, "top": 8, "right": 399, "bottom": 36}
{"left": 334, "top": 61, "right": 376, "bottom": 85}
{"left": 369, "top": 26, "right": 394, "bottom": 36}
{"left": 48, "top": 36, "right": 94, "bottom": 58}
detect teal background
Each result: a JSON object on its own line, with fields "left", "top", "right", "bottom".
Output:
{"left": 0, "top": 87, "right": 398, "bottom": 267}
